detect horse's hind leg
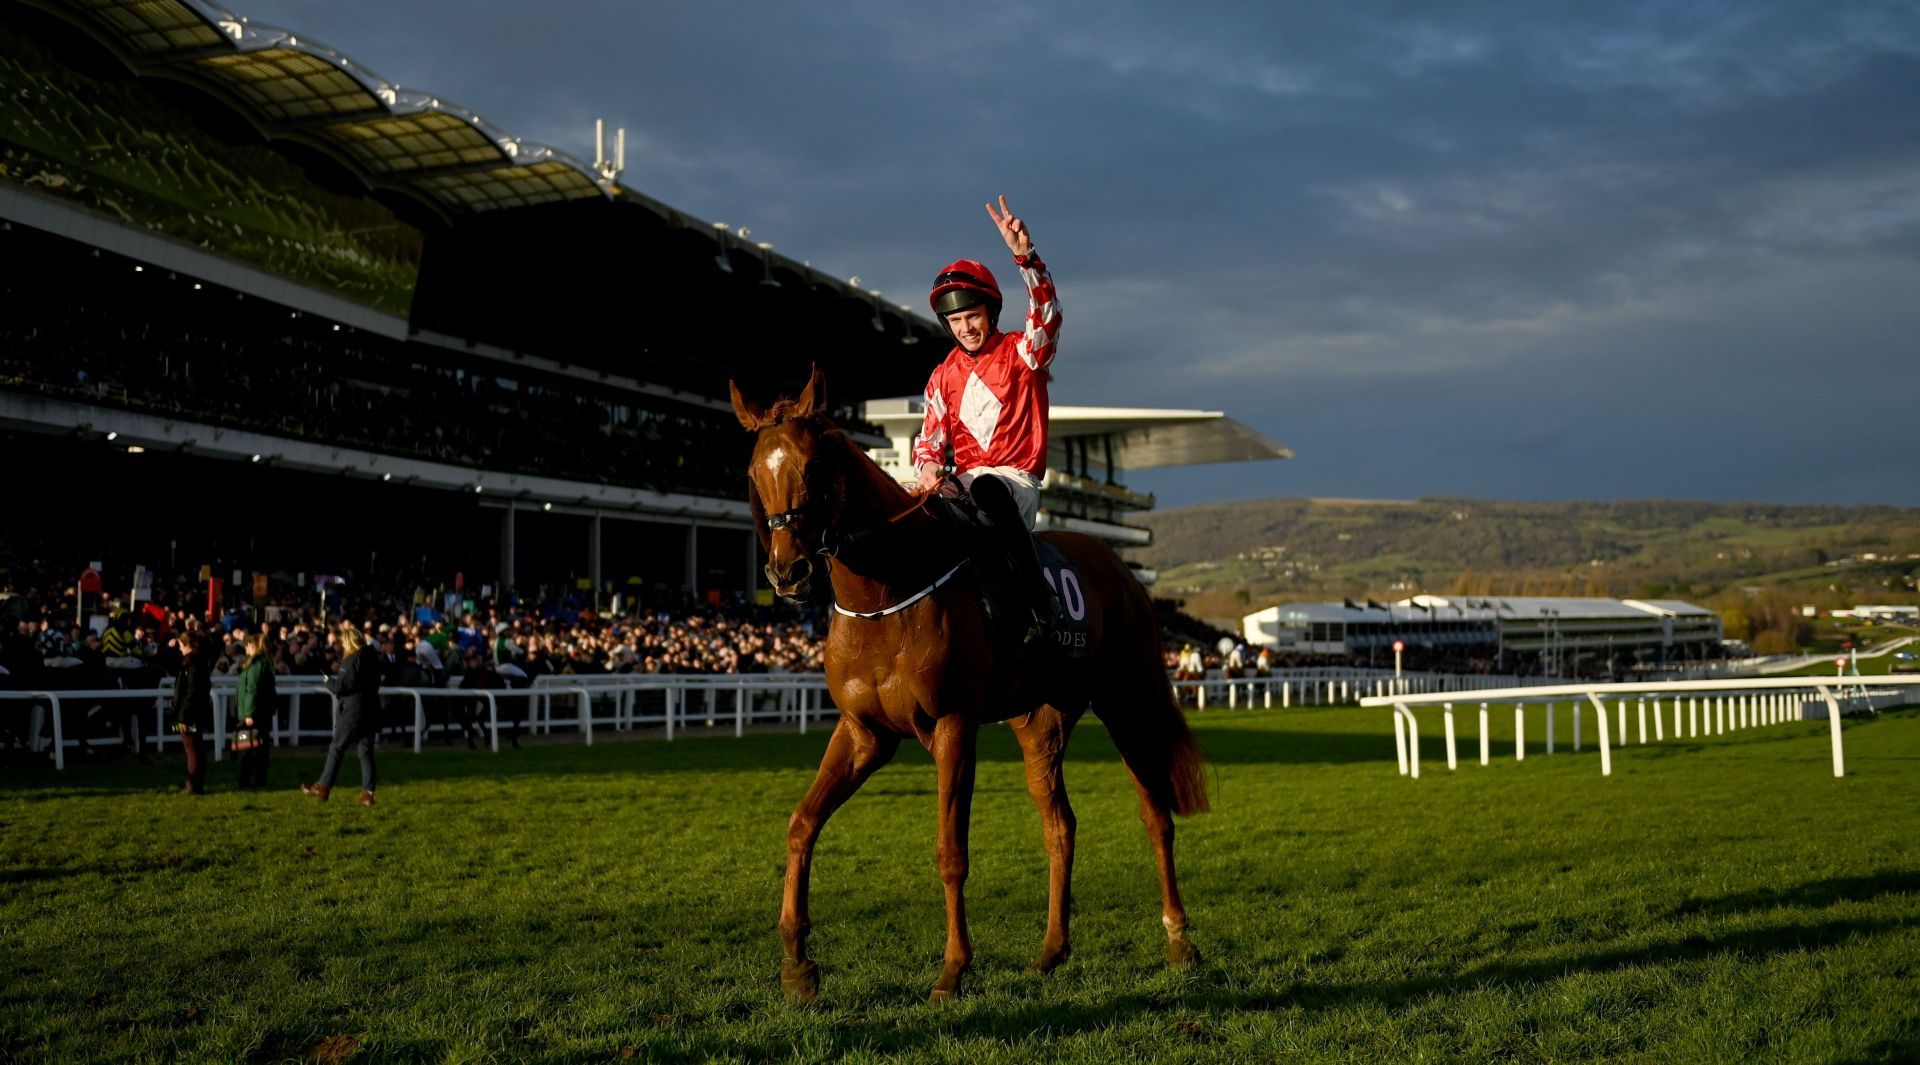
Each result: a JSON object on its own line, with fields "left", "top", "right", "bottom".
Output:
{"left": 1011, "top": 705, "right": 1078, "bottom": 973}
{"left": 1134, "top": 787, "right": 1200, "bottom": 967}
{"left": 781, "top": 717, "right": 899, "bottom": 1003}
{"left": 1102, "top": 688, "right": 1207, "bottom": 969}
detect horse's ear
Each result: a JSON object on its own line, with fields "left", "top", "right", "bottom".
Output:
{"left": 793, "top": 363, "right": 827, "bottom": 419}
{"left": 729, "top": 379, "right": 769, "bottom": 431}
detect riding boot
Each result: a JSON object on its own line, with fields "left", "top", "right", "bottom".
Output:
{"left": 1003, "top": 530, "right": 1062, "bottom": 642}
{"left": 971, "top": 475, "right": 1060, "bottom": 643}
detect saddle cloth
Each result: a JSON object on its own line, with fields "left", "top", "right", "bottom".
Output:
{"left": 929, "top": 496, "right": 1094, "bottom": 658}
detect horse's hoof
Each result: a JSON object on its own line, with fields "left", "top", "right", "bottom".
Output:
{"left": 1167, "top": 935, "right": 1202, "bottom": 969}
{"left": 1029, "top": 946, "right": 1071, "bottom": 974}
{"left": 928, "top": 968, "right": 965, "bottom": 1002}
{"left": 781, "top": 959, "right": 820, "bottom": 1003}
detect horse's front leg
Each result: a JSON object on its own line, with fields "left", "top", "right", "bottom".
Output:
{"left": 781, "top": 717, "right": 898, "bottom": 1003}
{"left": 928, "top": 713, "right": 979, "bottom": 1002}
{"left": 1012, "top": 706, "right": 1077, "bottom": 973}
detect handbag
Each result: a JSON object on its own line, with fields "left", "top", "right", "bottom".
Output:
{"left": 232, "top": 727, "right": 265, "bottom": 752}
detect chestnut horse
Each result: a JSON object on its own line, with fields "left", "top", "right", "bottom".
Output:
{"left": 731, "top": 366, "right": 1209, "bottom": 1003}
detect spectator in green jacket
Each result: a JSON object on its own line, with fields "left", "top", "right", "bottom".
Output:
{"left": 234, "top": 630, "right": 275, "bottom": 789}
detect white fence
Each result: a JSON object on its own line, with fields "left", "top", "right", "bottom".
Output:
{"left": 22, "top": 664, "right": 1897, "bottom": 773}
{"left": 2, "top": 673, "right": 840, "bottom": 770}
{"left": 1360, "top": 675, "right": 1920, "bottom": 781}
{"left": 1172, "top": 668, "right": 1566, "bottom": 711}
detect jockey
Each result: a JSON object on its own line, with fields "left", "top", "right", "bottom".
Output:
{"left": 912, "top": 196, "right": 1062, "bottom": 642}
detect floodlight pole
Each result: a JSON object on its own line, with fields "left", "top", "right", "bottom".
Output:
{"left": 594, "top": 118, "right": 625, "bottom": 185}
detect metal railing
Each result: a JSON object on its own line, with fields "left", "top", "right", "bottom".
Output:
{"left": 1360, "top": 675, "right": 1920, "bottom": 781}
{"left": 3, "top": 672, "right": 841, "bottom": 769}
{"left": 1170, "top": 668, "right": 1555, "bottom": 710}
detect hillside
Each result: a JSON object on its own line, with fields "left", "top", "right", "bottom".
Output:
{"left": 1136, "top": 498, "right": 1920, "bottom": 633}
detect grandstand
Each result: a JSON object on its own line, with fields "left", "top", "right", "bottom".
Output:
{"left": 0, "top": 0, "right": 953, "bottom": 604}
{"left": 863, "top": 400, "right": 1292, "bottom": 551}
{"left": 1242, "top": 596, "right": 1724, "bottom": 677}
{"left": 0, "top": 0, "right": 1287, "bottom": 613}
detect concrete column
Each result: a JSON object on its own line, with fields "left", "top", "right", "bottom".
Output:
{"left": 588, "top": 513, "right": 603, "bottom": 610}
{"left": 685, "top": 520, "right": 700, "bottom": 595}
{"left": 746, "top": 528, "right": 759, "bottom": 596}
{"left": 500, "top": 504, "right": 517, "bottom": 594}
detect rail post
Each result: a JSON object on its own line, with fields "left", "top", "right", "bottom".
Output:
{"left": 1814, "top": 684, "right": 1846, "bottom": 778}
{"left": 1479, "top": 702, "right": 1490, "bottom": 766}
{"left": 1587, "top": 692, "right": 1613, "bottom": 777}
{"left": 1396, "top": 705, "right": 1419, "bottom": 778}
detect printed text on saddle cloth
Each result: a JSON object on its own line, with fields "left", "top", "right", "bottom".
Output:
{"left": 1041, "top": 564, "right": 1089, "bottom": 651}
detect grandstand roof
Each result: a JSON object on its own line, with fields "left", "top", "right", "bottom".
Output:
{"left": 1249, "top": 596, "right": 1718, "bottom": 625}
{"left": 23, "top": 0, "right": 950, "bottom": 398}
{"left": 1403, "top": 595, "right": 1718, "bottom": 620}
{"left": 31, "top": 0, "right": 606, "bottom": 214}
{"left": 863, "top": 400, "right": 1293, "bottom": 470}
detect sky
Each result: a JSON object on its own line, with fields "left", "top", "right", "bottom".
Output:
{"left": 233, "top": 0, "right": 1920, "bottom": 509}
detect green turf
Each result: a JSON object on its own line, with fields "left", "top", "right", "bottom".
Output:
{"left": 3, "top": 705, "right": 1917, "bottom": 1063}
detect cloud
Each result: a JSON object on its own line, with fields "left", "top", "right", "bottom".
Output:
{"left": 228, "top": 0, "right": 1920, "bottom": 505}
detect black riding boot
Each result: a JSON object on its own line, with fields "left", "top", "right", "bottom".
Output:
{"left": 970, "top": 475, "right": 1060, "bottom": 643}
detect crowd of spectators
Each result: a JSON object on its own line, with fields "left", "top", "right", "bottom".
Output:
{"left": 0, "top": 549, "right": 827, "bottom": 706}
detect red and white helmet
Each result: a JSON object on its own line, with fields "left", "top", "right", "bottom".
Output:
{"left": 929, "top": 259, "right": 1002, "bottom": 329}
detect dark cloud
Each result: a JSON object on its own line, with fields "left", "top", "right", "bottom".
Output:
{"left": 239, "top": 0, "right": 1920, "bottom": 506}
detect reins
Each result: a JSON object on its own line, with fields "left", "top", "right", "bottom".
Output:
{"left": 819, "top": 483, "right": 969, "bottom": 620}
{"left": 815, "top": 482, "right": 943, "bottom": 559}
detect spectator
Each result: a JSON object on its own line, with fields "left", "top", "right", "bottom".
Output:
{"left": 455, "top": 647, "right": 505, "bottom": 749}
{"left": 171, "top": 628, "right": 214, "bottom": 795}
{"left": 233, "top": 630, "right": 275, "bottom": 789}
{"left": 302, "top": 625, "right": 382, "bottom": 806}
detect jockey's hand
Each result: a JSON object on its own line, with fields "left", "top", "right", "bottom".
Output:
{"left": 986, "top": 195, "right": 1033, "bottom": 258}
{"left": 915, "top": 464, "right": 945, "bottom": 496}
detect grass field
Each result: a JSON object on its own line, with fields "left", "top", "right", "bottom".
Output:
{"left": 3, "top": 704, "right": 1918, "bottom": 1063}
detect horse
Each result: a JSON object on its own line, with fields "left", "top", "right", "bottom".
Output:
{"left": 730, "top": 365, "right": 1209, "bottom": 1003}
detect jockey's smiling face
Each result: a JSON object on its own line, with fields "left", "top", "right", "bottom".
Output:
{"left": 944, "top": 305, "right": 992, "bottom": 354}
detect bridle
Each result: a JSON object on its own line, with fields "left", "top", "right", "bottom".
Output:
{"left": 756, "top": 426, "right": 962, "bottom": 614}
{"left": 767, "top": 482, "right": 941, "bottom": 561}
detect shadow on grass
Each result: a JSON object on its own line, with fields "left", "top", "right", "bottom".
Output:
{"left": 1669, "top": 870, "right": 1920, "bottom": 918}
{"left": 0, "top": 720, "right": 1391, "bottom": 796}
{"left": 775, "top": 908, "right": 1918, "bottom": 1058}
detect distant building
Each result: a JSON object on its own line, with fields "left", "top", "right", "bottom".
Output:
{"left": 1243, "top": 595, "right": 1724, "bottom": 675}
{"left": 1829, "top": 605, "right": 1920, "bottom": 620}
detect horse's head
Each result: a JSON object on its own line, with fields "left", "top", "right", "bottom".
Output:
{"left": 729, "top": 364, "right": 843, "bottom": 602}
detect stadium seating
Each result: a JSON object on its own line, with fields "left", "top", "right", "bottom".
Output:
{"left": 0, "top": 16, "right": 420, "bottom": 314}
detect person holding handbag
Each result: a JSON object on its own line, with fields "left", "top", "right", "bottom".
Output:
{"left": 301, "top": 624, "right": 383, "bottom": 806}
{"left": 232, "top": 630, "right": 275, "bottom": 790}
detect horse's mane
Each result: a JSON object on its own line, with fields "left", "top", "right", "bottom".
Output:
{"left": 764, "top": 401, "right": 836, "bottom": 428}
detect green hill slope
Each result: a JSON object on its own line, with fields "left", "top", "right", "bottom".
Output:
{"left": 1137, "top": 498, "right": 1920, "bottom": 633}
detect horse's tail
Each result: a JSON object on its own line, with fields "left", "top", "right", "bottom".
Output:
{"left": 1102, "top": 613, "right": 1211, "bottom": 818}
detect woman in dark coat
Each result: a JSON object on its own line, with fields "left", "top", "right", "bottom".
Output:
{"left": 171, "top": 629, "right": 214, "bottom": 795}
{"left": 302, "top": 624, "right": 383, "bottom": 806}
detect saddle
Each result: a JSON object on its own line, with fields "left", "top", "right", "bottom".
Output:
{"left": 926, "top": 495, "right": 1093, "bottom": 658}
